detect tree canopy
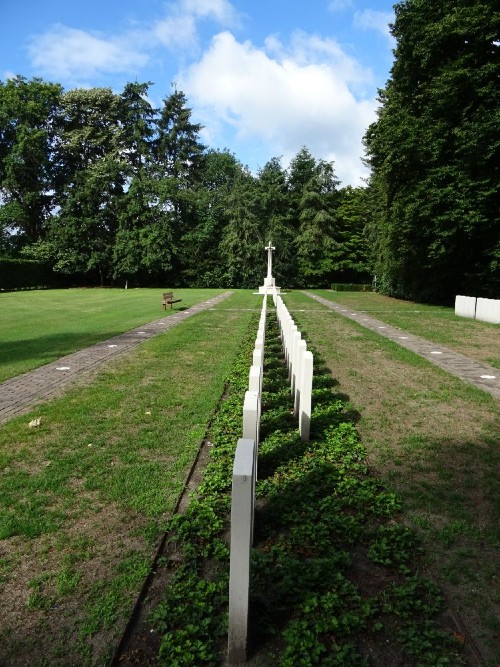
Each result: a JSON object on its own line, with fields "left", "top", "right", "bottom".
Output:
{"left": 0, "top": 78, "right": 369, "bottom": 288}
{"left": 4, "top": 4, "right": 498, "bottom": 303}
{"left": 364, "top": 0, "right": 500, "bottom": 302}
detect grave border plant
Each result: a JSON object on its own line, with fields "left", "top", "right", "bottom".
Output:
{"left": 149, "top": 303, "right": 462, "bottom": 666}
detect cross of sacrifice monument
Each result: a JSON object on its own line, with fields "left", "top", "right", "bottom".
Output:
{"left": 258, "top": 241, "right": 281, "bottom": 294}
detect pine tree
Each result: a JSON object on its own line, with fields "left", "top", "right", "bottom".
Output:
{"left": 153, "top": 90, "right": 206, "bottom": 281}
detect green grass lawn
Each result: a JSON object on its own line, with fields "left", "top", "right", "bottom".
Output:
{"left": 148, "top": 308, "right": 463, "bottom": 666}
{"left": 0, "top": 288, "right": 498, "bottom": 665}
{"left": 310, "top": 289, "right": 500, "bottom": 368}
{"left": 0, "top": 289, "right": 259, "bottom": 665}
{"left": 284, "top": 290, "right": 500, "bottom": 665}
{"left": 0, "top": 287, "right": 225, "bottom": 382}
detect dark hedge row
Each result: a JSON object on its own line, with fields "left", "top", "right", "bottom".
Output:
{"left": 331, "top": 283, "right": 373, "bottom": 292}
{"left": 0, "top": 258, "right": 74, "bottom": 290}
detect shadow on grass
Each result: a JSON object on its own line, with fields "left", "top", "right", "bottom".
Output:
{"left": 244, "top": 319, "right": 458, "bottom": 666}
{"left": 0, "top": 331, "right": 127, "bottom": 368}
{"left": 146, "top": 309, "right": 461, "bottom": 667}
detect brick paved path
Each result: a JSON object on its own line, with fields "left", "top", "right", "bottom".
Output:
{"left": 0, "top": 292, "right": 232, "bottom": 424}
{"left": 303, "top": 291, "right": 500, "bottom": 400}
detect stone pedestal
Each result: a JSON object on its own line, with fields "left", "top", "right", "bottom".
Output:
{"left": 258, "top": 282, "right": 281, "bottom": 294}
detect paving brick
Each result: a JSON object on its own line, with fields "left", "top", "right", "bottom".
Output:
{"left": 0, "top": 293, "right": 232, "bottom": 424}
{"left": 303, "top": 292, "right": 500, "bottom": 401}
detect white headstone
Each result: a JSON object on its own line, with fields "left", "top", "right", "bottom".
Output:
{"left": 455, "top": 295, "right": 477, "bottom": 319}
{"left": 294, "top": 340, "right": 307, "bottom": 415}
{"left": 228, "top": 438, "right": 256, "bottom": 665}
{"left": 476, "top": 297, "right": 500, "bottom": 324}
{"left": 243, "top": 390, "right": 260, "bottom": 447}
{"left": 253, "top": 348, "right": 263, "bottom": 368}
{"left": 299, "top": 351, "right": 314, "bottom": 441}
{"left": 249, "top": 365, "right": 262, "bottom": 394}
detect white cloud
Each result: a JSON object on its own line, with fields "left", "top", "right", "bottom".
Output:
{"left": 181, "top": 31, "right": 377, "bottom": 185}
{"left": 328, "top": 0, "right": 354, "bottom": 11}
{"left": 152, "top": 0, "right": 240, "bottom": 50}
{"left": 27, "top": 24, "right": 148, "bottom": 80}
{"left": 353, "top": 10, "right": 394, "bottom": 43}
{"left": 2, "top": 70, "right": 17, "bottom": 82}
{"left": 23, "top": 0, "right": 381, "bottom": 185}
{"left": 181, "top": 0, "right": 240, "bottom": 25}
{"left": 153, "top": 14, "right": 198, "bottom": 50}
{"left": 27, "top": 0, "right": 241, "bottom": 81}
{"left": 266, "top": 31, "right": 373, "bottom": 88}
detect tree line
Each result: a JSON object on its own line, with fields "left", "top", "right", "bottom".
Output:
{"left": 1, "top": 0, "right": 498, "bottom": 301}
{"left": 0, "top": 77, "right": 370, "bottom": 289}
{"left": 364, "top": 0, "right": 499, "bottom": 302}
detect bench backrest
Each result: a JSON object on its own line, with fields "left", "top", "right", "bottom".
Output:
{"left": 162, "top": 292, "right": 173, "bottom": 300}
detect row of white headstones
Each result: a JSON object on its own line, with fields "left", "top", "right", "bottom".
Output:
{"left": 455, "top": 295, "right": 500, "bottom": 324}
{"left": 227, "top": 287, "right": 314, "bottom": 665}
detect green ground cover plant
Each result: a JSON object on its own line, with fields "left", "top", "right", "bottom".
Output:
{"left": 149, "top": 305, "right": 462, "bottom": 666}
{"left": 0, "top": 290, "right": 258, "bottom": 665}
{"left": 0, "top": 287, "right": 223, "bottom": 382}
{"left": 284, "top": 290, "right": 500, "bottom": 665}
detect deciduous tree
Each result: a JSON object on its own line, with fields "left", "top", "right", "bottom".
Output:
{"left": 0, "top": 76, "right": 62, "bottom": 246}
{"left": 364, "top": 0, "right": 500, "bottom": 301}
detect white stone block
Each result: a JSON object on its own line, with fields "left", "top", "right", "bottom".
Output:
{"left": 294, "top": 340, "right": 307, "bottom": 415}
{"left": 228, "top": 438, "right": 256, "bottom": 665}
{"left": 476, "top": 297, "right": 500, "bottom": 324}
{"left": 243, "top": 390, "right": 260, "bottom": 446}
{"left": 299, "top": 351, "right": 314, "bottom": 442}
{"left": 249, "top": 365, "right": 261, "bottom": 393}
{"left": 455, "top": 295, "right": 476, "bottom": 319}
{"left": 253, "top": 348, "right": 263, "bottom": 368}
{"left": 290, "top": 330, "right": 301, "bottom": 395}
{"left": 287, "top": 324, "right": 297, "bottom": 378}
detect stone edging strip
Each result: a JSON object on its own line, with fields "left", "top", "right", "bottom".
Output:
{"left": 303, "top": 291, "right": 500, "bottom": 401}
{"left": 0, "top": 292, "right": 233, "bottom": 424}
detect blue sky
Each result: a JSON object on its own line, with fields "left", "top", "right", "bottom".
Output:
{"left": 2, "top": 0, "right": 396, "bottom": 186}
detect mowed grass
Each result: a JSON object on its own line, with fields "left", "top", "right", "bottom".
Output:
{"left": 284, "top": 290, "right": 500, "bottom": 665}
{"left": 1, "top": 287, "right": 498, "bottom": 664}
{"left": 310, "top": 289, "right": 500, "bottom": 368}
{"left": 0, "top": 290, "right": 259, "bottom": 666}
{"left": 0, "top": 287, "right": 225, "bottom": 382}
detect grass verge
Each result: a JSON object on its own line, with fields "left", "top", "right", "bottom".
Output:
{"left": 0, "top": 288, "right": 224, "bottom": 382}
{"left": 0, "top": 290, "right": 258, "bottom": 666}
{"left": 285, "top": 290, "right": 500, "bottom": 665}
{"left": 309, "top": 290, "right": 499, "bottom": 368}
{"left": 148, "top": 305, "right": 463, "bottom": 666}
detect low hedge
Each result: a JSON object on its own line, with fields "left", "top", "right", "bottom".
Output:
{"left": 331, "top": 283, "right": 373, "bottom": 292}
{"left": 0, "top": 258, "right": 62, "bottom": 290}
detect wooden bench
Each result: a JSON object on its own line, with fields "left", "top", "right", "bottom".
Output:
{"left": 162, "top": 292, "right": 182, "bottom": 310}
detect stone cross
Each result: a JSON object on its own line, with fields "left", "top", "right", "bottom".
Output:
{"left": 265, "top": 241, "right": 275, "bottom": 282}
{"left": 258, "top": 241, "right": 280, "bottom": 293}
